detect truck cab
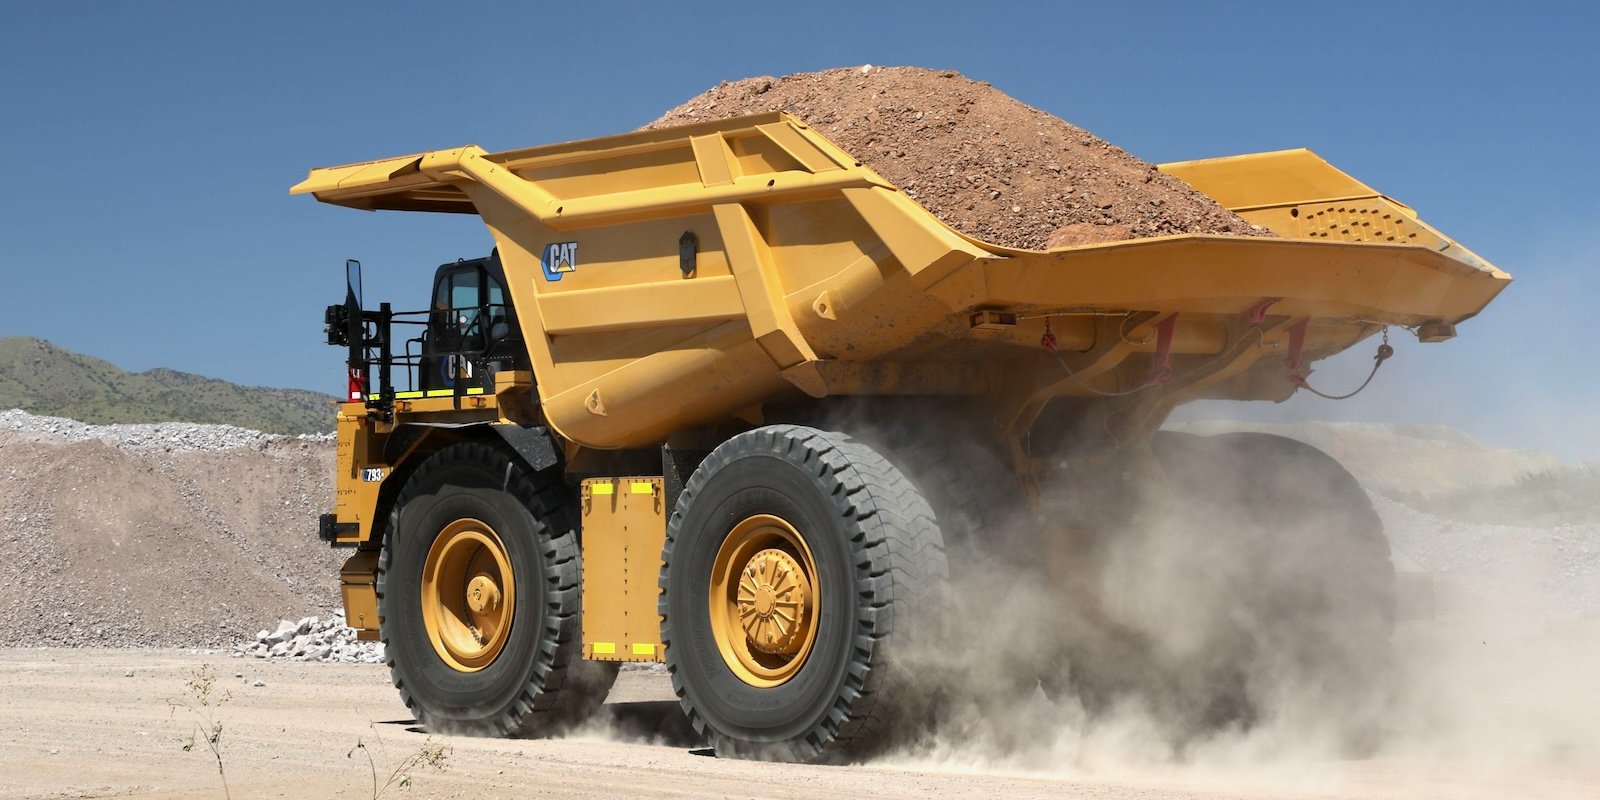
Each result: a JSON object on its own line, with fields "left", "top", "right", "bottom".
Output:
{"left": 419, "top": 254, "right": 525, "bottom": 394}
{"left": 325, "top": 252, "right": 528, "bottom": 406}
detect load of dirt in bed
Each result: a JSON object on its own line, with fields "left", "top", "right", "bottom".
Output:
{"left": 646, "top": 66, "right": 1269, "bottom": 250}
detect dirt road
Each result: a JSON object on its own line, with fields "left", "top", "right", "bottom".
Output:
{"left": 3, "top": 648, "right": 1597, "bottom": 800}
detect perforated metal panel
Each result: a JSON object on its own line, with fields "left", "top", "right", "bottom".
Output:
{"left": 1287, "top": 202, "right": 1435, "bottom": 245}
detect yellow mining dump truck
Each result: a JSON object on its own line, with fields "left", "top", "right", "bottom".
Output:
{"left": 293, "top": 113, "right": 1507, "bottom": 761}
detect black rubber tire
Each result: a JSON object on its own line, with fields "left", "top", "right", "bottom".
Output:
{"left": 1151, "top": 431, "right": 1395, "bottom": 628}
{"left": 807, "top": 402, "right": 1024, "bottom": 563}
{"left": 1144, "top": 430, "right": 1395, "bottom": 734}
{"left": 378, "top": 441, "right": 616, "bottom": 736}
{"left": 659, "top": 425, "right": 948, "bottom": 763}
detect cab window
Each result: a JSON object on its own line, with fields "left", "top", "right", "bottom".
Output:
{"left": 433, "top": 267, "right": 481, "bottom": 334}
{"left": 487, "top": 279, "right": 509, "bottom": 339}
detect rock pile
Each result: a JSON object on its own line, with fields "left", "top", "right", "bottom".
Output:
{"left": 234, "top": 609, "right": 385, "bottom": 664}
{"left": 0, "top": 408, "right": 331, "bottom": 452}
{"left": 0, "top": 411, "right": 340, "bottom": 648}
{"left": 10, "top": 389, "right": 1592, "bottom": 665}
{"left": 646, "top": 66, "right": 1269, "bottom": 250}
{"left": 1374, "top": 493, "right": 1600, "bottom": 619}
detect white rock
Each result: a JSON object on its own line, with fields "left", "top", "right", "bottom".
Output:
{"left": 267, "top": 620, "right": 296, "bottom": 644}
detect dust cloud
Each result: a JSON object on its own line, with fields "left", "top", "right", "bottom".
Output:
{"left": 872, "top": 425, "right": 1600, "bottom": 791}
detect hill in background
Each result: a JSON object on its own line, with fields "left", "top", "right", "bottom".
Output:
{"left": 5, "top": 335, "right": 1590, "bottom": 524}
{"left": 1166, "top": 419, "right": 1562, "bottom": 496}
{"left": 1167, "top": 419, "right": 1598, "bottom": 526}
{"left": 0, "top": 337, "right": 334, "bottom": 435}
{"left": 1388, "top": 465, "right": 1600, "bottom": 527}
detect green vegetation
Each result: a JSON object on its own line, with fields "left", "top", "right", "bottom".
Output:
{"left": 0, "top": 337, "right": 334, "bottom": 434}
{"left": 169, "top": 666, "right": 449, "bottom": 797}
{"left": 1389, "top": 464, "right": 1600, "bottom": 527}
{"left": 169, "top": 664, "right": 233, "bottom": 800}
{"left": 349, "top": 727, "right": 451, "bottom": 798}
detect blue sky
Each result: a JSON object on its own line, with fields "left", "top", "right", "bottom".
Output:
{"left": 1, "top": 2, "right": 1595, "bottom": 459}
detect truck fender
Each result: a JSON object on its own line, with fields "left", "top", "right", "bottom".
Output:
{"left": 380, "top": 421, "right": 560, "bottom": 474}
{"left": 491, "top": 424, "right": 562, "bottom": 472}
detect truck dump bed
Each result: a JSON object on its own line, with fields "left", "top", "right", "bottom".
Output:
{"left": 293, "top": 113, "right": 1509, "bottom": 450}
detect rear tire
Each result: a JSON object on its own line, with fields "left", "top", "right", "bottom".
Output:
{"left": 1159, "top": 432, "right": 1395, "bottom": 729}
{"left": 1053, "top": 431, "right": 1395, "bottom": 741}
{"left": 1151, "top": 431, "right": 1395, "bottom": 626}
{"left": 378, "top": 441, "right": 616, "bottom": 736}
{"left": 659, "top": 425, "right": 948, "bottom": 762}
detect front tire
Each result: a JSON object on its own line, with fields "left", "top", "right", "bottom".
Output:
{"left": 660, "top": 425, "right": 947, "bottom": 762}
{"left": 378, "top": 441, "right": 616, "bottom": 736}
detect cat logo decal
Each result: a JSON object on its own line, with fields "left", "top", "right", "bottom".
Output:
{"left": 541, "top": 242, "right": 578, "bottom": 281}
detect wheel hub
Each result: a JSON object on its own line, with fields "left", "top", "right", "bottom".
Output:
{"left": 467, "top": 574, "right": 502, "bottom": 615}
{"left": 708, "top": 514, "right": 821, "bottom": 688}
{"left": 737, "top": 548, "right": 811, "bottom": 655}
{"left": 421, "top": 519, "right": 516, "bottom": 672}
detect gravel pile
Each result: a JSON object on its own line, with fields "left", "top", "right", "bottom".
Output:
{"left": 1374, "top": 493, "right": 1600, "bottom": 619}
{"left": 7, "top": 395, "right": 1592, "bottom": 661}
{"left": 647, "top": 66, "right": 1270, "bottom": 250}
{"left": 1168, "top": 420, "right": 1563, "bottom": 496}
{"left": 0, "top": 411, "right": 340, "bottom": 648}
{"left": 233, "top": 609, "right": 385, "bottom": 664}
{"left": 0, "top": 408, "right": 331, "bottom": 452}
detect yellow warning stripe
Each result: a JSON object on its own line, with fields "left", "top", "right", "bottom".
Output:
{"left": 393, "top": 387, "right": 486, "bottom": 399}
{"left": 587, "top": 478, "right": 657, "bottom": 496}
{"left": 631, "top": 643, "right": 656, "bottom": 656}
{"left": 591, "top": 642, "right": 616, "bottom": 655}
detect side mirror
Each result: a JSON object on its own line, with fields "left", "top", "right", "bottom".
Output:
{"left": 345, "top": 259, "right": 363, "bottom": 308}
{"left": 345, "top": 259, "right": 365, "bottom": 349}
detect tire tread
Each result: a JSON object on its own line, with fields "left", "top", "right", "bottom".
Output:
{"left": 376, "top": 441, "right": 614, "bottom": 736}
{"left": 659, "top": 425, "right": 947, "bottom": 762}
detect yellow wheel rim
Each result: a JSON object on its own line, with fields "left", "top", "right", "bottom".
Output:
{"left": 421, "top": 518, "right": 515, "bottom": 672}
{"left": 709, "top": 514, "right": 820, "bottom": 688}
